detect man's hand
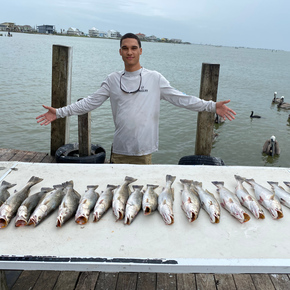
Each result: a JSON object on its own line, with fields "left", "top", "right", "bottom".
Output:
{"left": 216, "top": 100, "right": 236, "bottom": 121}
{"left": 36, "top": 105, "right": 57, "bottom": 126}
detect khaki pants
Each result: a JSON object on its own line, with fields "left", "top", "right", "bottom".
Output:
{"left": 110, "top": 152, "right": 152, "bottom": 165}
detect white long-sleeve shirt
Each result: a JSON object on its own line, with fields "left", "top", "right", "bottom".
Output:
{"left": 56, "top": 68, "right": 216, "bottom": 156}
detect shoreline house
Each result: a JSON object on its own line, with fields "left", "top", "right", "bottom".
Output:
{"left": 89, "top": 27, "right": 99, "bottom": 37}
{"left": 67, "top": 27, "right": 81, "bottom": 36}
{"left": 37, "top": 25, "right": 55, "bottom": 34}
{"left": 107, "top": 30, "right": 121, "bottom": 38}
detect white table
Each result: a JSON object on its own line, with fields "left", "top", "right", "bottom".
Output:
{"left": 0, "top": 161, "right": 290, "bottom": 273}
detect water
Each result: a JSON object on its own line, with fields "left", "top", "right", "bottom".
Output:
{"left": 1, "top": 33, "right": 290, "bottom": 167}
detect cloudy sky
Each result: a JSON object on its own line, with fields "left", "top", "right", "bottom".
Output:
{"left": 2, "top": 0, "right": 289, "bottom": 50}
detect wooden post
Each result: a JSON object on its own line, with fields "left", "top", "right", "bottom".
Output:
{"left": 78, "top": 98, "right": 91, "bottom": 157}
{"left": 195, "top": 63, "right": 220, "bottom": 156}
{"left": 50, "top": 45, "right": 72, "bottom": 156}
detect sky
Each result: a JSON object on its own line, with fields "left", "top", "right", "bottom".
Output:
{"left": 2, "top": 0, "right": 289, "bottom": 51}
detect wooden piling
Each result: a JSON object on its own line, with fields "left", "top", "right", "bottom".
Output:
{"left": 195, "top": 63, "right": 220, "bottom": 156}
{"left": 50, "top": 45, "right": 72, "bottom": 156}
{"left": 78, "top": 98, "right": 91, "bottom": 157}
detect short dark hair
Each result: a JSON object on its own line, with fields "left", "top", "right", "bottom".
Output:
{"left": 120, "top": 33, "right": 141, "bottom": 48}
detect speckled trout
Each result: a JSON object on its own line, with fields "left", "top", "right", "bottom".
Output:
{"left": 29, "top": 184, "right": 65, "bottom": 226}
{"left": 113, "top": 176, "right": 137, "bottom": 221}
{"left": 268, "top": 181, "right": 290, "bottom": 209}
{"left": 191, "top": 181, "right": 220, "bottom": 223}
{"left": 245, "top": 178, "right": 283, "bottom": 219}
{"left": 234, "top": 175, "right": 265, "bottom": 219}
{"left": 0, "top": 176, "right": 43, "bottom": 228}
{"left": 142, "top": 184, "right": 159, "bottom": 215}
{"left": 180, "top": 179, "right": 200, "bottom": 222}
{"left": 93, "top": 185, "right": 118, "bottom": 222}
{"left": 15, "top": 187, "right": 53, "bottom": 227}
{"left": 212, "top": 181, "right": 251, "bottom": 223}
{"left": 0, "top": 180, "right": 16, "bottom": 207}
{"left": 56, "top": 181, "right": 81, "bottom": 227}
{"left": 75, "top": 185, "right": 99, "bottom": 225}
{"left": 158, "top": 175, "right": 176, "bottom": 225}
{"left": 124, "top": 185, "right": 143, "bottom": 225}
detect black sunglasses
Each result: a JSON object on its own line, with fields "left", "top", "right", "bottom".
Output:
{"left": 120, "top": 72, "right": 142, "bottom": 94}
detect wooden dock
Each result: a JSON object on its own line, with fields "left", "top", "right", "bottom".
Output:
{"left": 1, "top": 148, "right": 290, "bottom": 290}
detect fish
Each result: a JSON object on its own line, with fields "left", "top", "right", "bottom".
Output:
{"left": 142, "top": 184, "right": 159, "bottom": 215}
{"left": 245, "top": 178, "right": 283, "bottom": 219}
{"left": 191, "top": 181, "right": 220, "bottom": 223}
{"left": 284, "top": 182, "right": 290, "bottom": 190}
{"left": 124, "top": 185, "right": 143, "bottom": 225}
{"left": 112, "top": 176, "right": 137, "bottom": 221}
{"left": 0, "top": 176, "right": 43, "bottom": 228}
{"left": 15, "top": 187, "right": 53, "bottom": 227}
{"left": 180, "top": 179, "right": 200, "bottom": 222}
{"left": 28, "top": 184, "right": 65, "bottom": 226}
{"left": 234, "top": 175, "right": 265, "bottom": 219}
{"left": 158, "top": 175, "right": 176, "bottom": 225}
{"left": 75, "top": 185, "right": 99, "bottom": 225}
{"left": 93, "top": 185, "right": 118, "bottom": 222}
{"left": 267, "top": 181, "right": 290, "bottom": 209}
{"left": 212, "top": 181, "right": 250, "bottom": 223}
{"left": 56, "top": 181, "right": 81, "bottom": 227}
{"left": 0, "top": 180, "right": 16, "bottom": 206}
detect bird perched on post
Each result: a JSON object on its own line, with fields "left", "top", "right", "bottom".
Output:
{"left": 262, "top": 136, "right": 280, "bottom": 157}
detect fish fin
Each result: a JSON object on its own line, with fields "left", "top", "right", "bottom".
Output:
{"left": 192, "top": 181, "right": 202, "bottom": 188}
{"left": 40, "top": 187, "right": 53, "bottom": 193}
{"left": 180, "top": 179, "right": 193, "bottom": 185}
{"left": 28, "top": 176, "right": 43, "bottom": 185}
{"left": 284, "top": 182, "right": 290, "bottom": 188}
{"left": 267, "top": 181, "right": 278, "bottom": 186}
{"left": 73, "top": 189, "right": 81, "bottom": 198}
{"left": 234, "top": 175, "right": 246, "bottom": 182}
{"left": 132, "top": 185, "right": 144, "bottom": 191}
{"left": 63, "top": 180, "right": 74, "bottom": 188}
{"left": 245, "top": 178, "right": 255, "bottom": 185}
{"left": 53, "top": 184, "right": 64, "bottom": 189}
{"left": 107, "top": 184, "right": 118, "bottom": 190}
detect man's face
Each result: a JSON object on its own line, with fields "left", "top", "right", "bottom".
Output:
{"left": 119, "top": 38, "right": 142, "bottom": 71}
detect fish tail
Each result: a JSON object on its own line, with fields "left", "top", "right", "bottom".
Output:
{"left": 234, "top": 175, "right": 246, "bottom": 182}
{"left": 53, "top": 184, "right": 64, "bottom": 189}
{"left": 125, "top": 176, "right": 137, "bottom": 184}
{"left": 28, "top": 176, "right": 43, "bottom": 186}
{"left": 87, "top": 185, "right": 99, "bottom": 190}
{"left": 212, "top": 181, "right": 224, "bottom": 187}
{"left": 1, "top": 180, "right": 16, "bottom": 189}
{"left": 284, "top": 182, "right": 290, "bottom": 188}
{"left": 245, "top": 178, "right": 255, "bottom": 185}
{"left": 40, "top": 187, "right": 53, "bottom": 193}
{"left": 147, "top": 184, "right": 159, "bottom": 190}
{"left": 267, "top": 181, "right": 279, "bottom": 188}
{"left": 132, "top": 185, "right": 143, "bottom": 191}
{"left": 62, "top": 180, "right": 74, "bottom": 188}
{"left": 192, "top": 181, "right": 202, "bottom": 188}
{"left": 166, "top": 175, "right": 176, "bottom": 184}
{"left": 107, "top": 184, "right": 118, "bottom": 190}
{"left": 180, "top": 179, "right": 193, "bottom": 185}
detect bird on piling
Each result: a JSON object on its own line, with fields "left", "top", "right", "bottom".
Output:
{"left": 277, "top": 96, "right": 290, "bottom": 109}
{"left": 262, "top": 136, "right": 280, "bottom": 157}
{"left": 250, "top": 111, "right": 261, "bottom": 118}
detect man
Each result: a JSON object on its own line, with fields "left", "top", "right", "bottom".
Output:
{"left": 36, "top": 33, "right": 236, "bottom": 164}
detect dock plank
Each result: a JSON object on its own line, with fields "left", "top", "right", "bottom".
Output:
{"left": 215, "top": 274, "right": 236, "bottom": 290}
{"left": 269, "top": 274, "right": 290, "bottom": 290}
{"left": 53, "top": 271, "right": 80, "bottom": 290}
{"left": 251, "top": 274, "right": 275, "bottom": 290}
{"left": 136, "top": 272, "right": 156, "bottom": 290}
{"left": 233, "top": 274, "right": 255, "bottom": 290}
{"left": 176, "top": 273, "right": 196, "bottom": 290}
{"left": 195, "top": 273, "right": 216, "bottom": 290}
{"left": 33, "top": 271, "right": 60, "bottom": 290}
{"left": 95, "top": 272, "right": 118, "bottom": 290}
{"left": 156, "top": 273, "right": 177, "bottom": 290}
{"left": 74, "top": 271, "right": 99, "bottom": 290}
{"left": 11, "top": 270, "right": 41, "bottom": 290}
{"left": 116, "top": 272, "right": 138, "bottom": 290}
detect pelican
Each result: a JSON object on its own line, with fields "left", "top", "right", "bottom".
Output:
{"left": 272, "top": 92, "right": 281, "bottom": 104}
{"left": 250, "top": 111, "right": 261, "bottom": 118}
{"left": 262, "top": 136, "right": 280, "bottom": 157}
{"left": 277, "top": 96, "right": 290, "bottom": 109}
